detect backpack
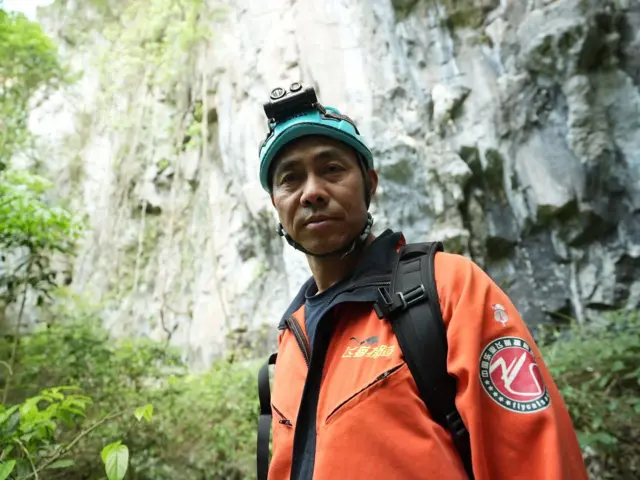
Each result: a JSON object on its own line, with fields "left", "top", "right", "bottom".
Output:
{"left": 256, "top": 242, "right": 474, "bottom": 479}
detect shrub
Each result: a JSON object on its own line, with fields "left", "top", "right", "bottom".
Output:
{"left": 1, "top": 295, "right": 258, "bottom": 479}
{"left": 541, "top": 311, "right": 640, "bottom": 479}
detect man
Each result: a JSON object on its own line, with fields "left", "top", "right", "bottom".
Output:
{"left": 256, "top": 83, "right": 588, "bottom": 480}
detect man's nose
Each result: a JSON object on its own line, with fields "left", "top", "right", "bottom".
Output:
{"left": 300, "top": 175, "right": 328, "bottom": 207}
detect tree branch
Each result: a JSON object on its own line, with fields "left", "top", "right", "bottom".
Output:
{"left": 21, "top": 410, "right": 128, "bottom": 479}
{"left": 2, "top": 258, "right": 32, "bottom": 404}
{"left": 16, "top": 438, "right": 38, "bottom": 480}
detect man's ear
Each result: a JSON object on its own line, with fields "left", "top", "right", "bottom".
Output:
{"left": 366, "top": 169, "right": 379, "bottom": 200}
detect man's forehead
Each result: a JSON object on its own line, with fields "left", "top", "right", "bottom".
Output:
{"left": 273, "top": 137, "right": 354, "bottom": 170}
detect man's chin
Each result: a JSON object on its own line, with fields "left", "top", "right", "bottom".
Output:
{"left": 298, "top": 234, "right": 351, "bottom": 256}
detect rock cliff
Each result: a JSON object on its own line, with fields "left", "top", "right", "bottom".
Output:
{"left": 29, "top": 0, "right": 640, "bottom": 367}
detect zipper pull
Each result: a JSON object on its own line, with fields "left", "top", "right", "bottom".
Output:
{"left": 374, "top": 365, "right": 402, "bottom": 383}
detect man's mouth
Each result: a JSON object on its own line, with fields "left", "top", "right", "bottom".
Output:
{"left": 304, "top": 215, "right": 338, "bottom": 227}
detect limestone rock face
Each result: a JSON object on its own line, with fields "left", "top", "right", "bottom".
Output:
{"left": 30, "top": 0, "right": 640, "bottom": 367}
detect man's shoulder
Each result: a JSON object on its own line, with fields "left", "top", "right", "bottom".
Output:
{"left": 431, "top": 249, "right": 505, "bottom": 308}
{"left": 433, "top": 249, "right": 492, "bottom": 281}
{"left": 433, "top": 250, "right": 477, "bottom": 270}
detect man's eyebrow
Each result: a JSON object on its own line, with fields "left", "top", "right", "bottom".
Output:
{"left": 273, "top": 147, "right": 351, "bottom": 176}
{"left": 273, "top": 157, "right": 300, "bottom": 176}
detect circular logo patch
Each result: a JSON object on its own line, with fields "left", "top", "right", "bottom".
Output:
{"left": 479, "top": 337, "right": 550, "bottom": 413}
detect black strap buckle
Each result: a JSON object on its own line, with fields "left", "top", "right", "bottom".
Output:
{"left": 445, "top": 410, "right": 468, "bottom": 440}
{"left": 374, "top": 284, "right": 427, "bottom": 319}
{"left": 445, "top": 409, "right": 473, "bottom": 476}
{"left": 399, "top": 284, "right": 427, "bottom": 308}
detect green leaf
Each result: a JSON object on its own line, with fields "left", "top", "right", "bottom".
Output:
{"left": 611, "top": 360, "right": 625, "bottom": 372}
{"left": 19, "top": 399, "right": 38, "bottom": 420}
{"left": 597, "top": 374, "right": 610, "bottom": 388}
{"left": 100, "top": 441, "right": 121, "bottom": 464}
{"left": 0, "top": 405, "right": 19, "bottom": 425}
{"left": 102, "top": 443, "right": 129, "bottom": 480}
{"left": 62, "top": 407, "right": 87, "bottom": 417}
{"left": 0, "top": 446, "right": 14, "bottom": 459}
{"left": 0, "top": 460, "right": 16, "bottom": 480}
{"left": 46, "top": 459, "right": 75, "bottom": 469}
{"left": 134, "top": 404, "right": 153, "bottom": 423}
{"left": 0, "top": 408, "right": 20, "bottom": 440}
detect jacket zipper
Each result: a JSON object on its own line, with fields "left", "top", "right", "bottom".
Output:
{"left": 287, "top": 233, "right": 403, "bottom": 480}
{"left": 285, "top": 316, "right": 311, "bottom": 368}
{"left": 325, "top": 363, "right": 405, "bottom": 423}
{"left": 272, "top": 404, "right": 293, "bottom": 427}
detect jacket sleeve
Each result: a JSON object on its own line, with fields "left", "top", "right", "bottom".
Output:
{"left": 435, "top": 252, "right": 589, "bottom": 480}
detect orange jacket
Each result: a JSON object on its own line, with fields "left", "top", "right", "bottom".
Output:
{"left": 269, "top": 230, "right": 588, "bottom": 480}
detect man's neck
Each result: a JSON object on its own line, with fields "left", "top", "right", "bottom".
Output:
{"left": 307, "top": 234, "right": 376, "bottom": 294}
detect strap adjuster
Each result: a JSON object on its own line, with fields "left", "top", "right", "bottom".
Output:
{"left": 445, "top": 410, "right": 469, "bottom": 440}
{"left": 398, "top": 284, "right": 426, "bottom": 308}
{"left": 374, "top": 284, "right": 427, "bottom": 319}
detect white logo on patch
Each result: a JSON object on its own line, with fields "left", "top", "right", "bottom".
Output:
{"left": 479, "top": 336, "right": 551, "bottom": 413}
{"left": 492, "top": 304, "right": 509, "bottom": 327}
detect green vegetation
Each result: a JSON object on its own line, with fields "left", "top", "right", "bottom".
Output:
{"left": 0, "top": 7, "right": 69, "bottom": 168}
{"left": 0, "top": 4, "right": 256, "bottom": 478}
{"left": 0, "top": 301, "right": 258, "bottom": 479}
{"left": 392, "top": 0, "right": 491, "bottom": 26}
{"left": 90, "top": 0, "right": 219, "bottom": 102}
{"left": 0, "top": 150, "right": 255, "bottom": 480}
{"left": 542, "top": 312, "right": 640, "bottom": 479}
{"left": 440, "top": 2, "right": 488, "bottom": 30}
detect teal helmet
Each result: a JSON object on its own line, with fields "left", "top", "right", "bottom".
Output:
{"left": 258, "top": 84, "right": 374, "bottom": 192}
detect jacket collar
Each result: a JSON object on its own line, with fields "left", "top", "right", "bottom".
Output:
{"left": 277, "top": 229, "right": 405, "bottom": 328}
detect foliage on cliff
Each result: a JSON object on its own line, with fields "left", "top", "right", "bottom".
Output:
{"left": 0, "top": 7, "right": 69, "bottom": 168}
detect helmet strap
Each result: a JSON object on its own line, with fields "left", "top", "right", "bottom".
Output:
{"left": 277, "top": 213, "right": 374, "bottom": 259}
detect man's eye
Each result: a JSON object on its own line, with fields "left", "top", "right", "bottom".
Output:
{"left": 326, "top": 164, "right": 343, "bottom": 173}
{"left": 280, "top": 173, "right": 297, "bottom": 184}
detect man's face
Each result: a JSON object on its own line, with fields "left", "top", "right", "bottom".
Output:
{"left": 270, "top": 135, "right": 378, "bottom": 255}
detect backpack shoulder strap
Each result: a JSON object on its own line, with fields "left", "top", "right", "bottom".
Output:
{"left": 374, "top": 241, "right": 474, "bottom": 479}
{"left": 257, "top": 352, "right": 277, "bottom": 480}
